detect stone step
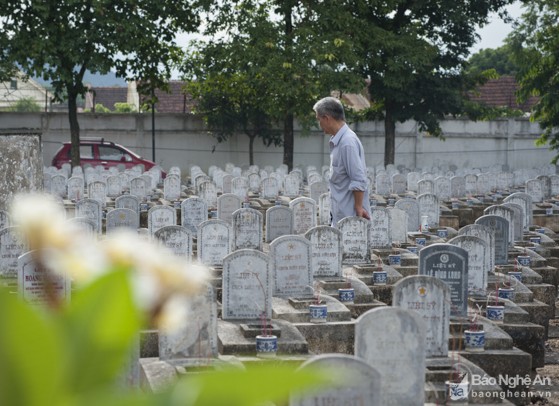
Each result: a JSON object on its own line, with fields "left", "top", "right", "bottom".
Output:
{"left": 499, "top": 322, "right": 545, "bottom": 368}
{"left": 460, "top": 348, "right": 533, "bottom": 405}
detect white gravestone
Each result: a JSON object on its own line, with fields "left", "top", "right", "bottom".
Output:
{"left": 181, "top": 197, "right": 208, "bottom": 234}
{"left": 290, "top": 354, "right": 382, "bottom": 406}
{"left": 232, "top": 207, "right": 263, "bottom": 251}
{"left": 418, "top": 193, "right": 440, "bottom": 228}
{"left": 389, "top": 207, "right": 408, "bottom": 244}
{"left": 75, "top": 199, "right": 102, "bottom": 234}
{"left": 369, "top": 208, "right": 391, "bottom": 249}
{"left": 290, "top": 197, "right": 317, "bottom": 235}
{"left": 197, "top": 219, "right": 232, "bottom": 267}
{"left": 163, "top": 174, "right": 181, "bottom": 201}
{"left": 458, "top": 224, "right": 495, "bottom": 274}
{"left": 154, "top": 225, "right": 193, "bottom": 260}
{"left": 476, "top": 215, "right": 509, "bottom": 266}
{"left": 393, "top": 275, "right": 450, "bottom": 357}
{"left": 0, "top": 226, "right": 27, "bottom": 279}
{"left": 448, "top": 235, "right": 489, "bottom": 297}
{"left": 217, "top": 193, "right": 242, "bottom": 225}
{"left": 305, "top": 226, "right": 343, "bottom": 278}
{"left": 265, "top": 205, "right": 293, "bottom": 243}
{"left": 106, "top": 208, "right": 139, "bottom": 233}
{"left": 222, "top": 249, "right": 272, "bottom": 320}
{"left": 355, "top": 307, "right": 425, "bottom": 406}
{"left": 147, "top": 205, "right": 177, "bottom": 236}
{"left": 18, "top": 251, "right": 71, "bottom": 306}
{"left": 271, "top": 235, "right": 313, "bottom": 298}
{"left": 337, "top": 216, "right": 370, "bottom": 265}
{"left": 395, "top": 198, "right": 420, "bottom": 232}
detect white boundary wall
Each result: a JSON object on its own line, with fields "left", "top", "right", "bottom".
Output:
{"left": 0, "top": 112, "right": 554, "bottom": 173}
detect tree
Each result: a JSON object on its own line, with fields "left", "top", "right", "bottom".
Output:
{"left": 9, "top": 97, "right": 41, "bottom": 112}
{"left": 322, "top": 0, "right": 514, "bottom": 166}
{"left": 467, "top": 45, "right": 519, "bottom": 75}
{"left": 188, "top": 1, "right": 362, "bottom": 170}
{"left": 508, "top": 0, "right": 559, "bottom": 162}
{"left": 0, "top": 1, "right": 200, "bottom": 168}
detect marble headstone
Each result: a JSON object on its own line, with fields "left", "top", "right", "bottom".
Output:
{"left": 181, "top": 197, "right": 208, "bottom": 234}
{"left": 0, "top": 226, "right": 27, "bottom": 279}
{"left": 290, "top": 197, "right": 317, "bottom": 235}
{"left": 158, "top": 283, "right": 218, "bottom": 360}
{"left": 18, "top": 251, "right": 71, "bottom": 306}
{"left": 222, "top": 249, "right": 272, "bottom": 320}
{"left": 217, "top": 193, "right": 242, "bottom": 225}
{"left": 147, "top": 205, "right": 177, "bottom": 236}
{"left": 448, "top": 235, "right": 488, "bottom": 297}
{"left": 393, "top": 275, "right": 450, "bottom": 357}
{"left": 290, "top": 354, "right": 382, "bottom": 406}
{"left": 418, "top": 244, "right": 468, "bottom": 317}
{"left": 305, "top": 226, "right": 343, "bottom": 277}
{"left": 337, "top": 216, "right": 370, "bottom": 265}
{"left": 105, "top": 208, "right": 139, "bottom": 233}
{"left": 197, "top": 219, "right": 232, "bottom": 267}
{"left": 369, "top": 208, "right": 391, "bottom": 249}
{"left": 265, "top": 205, "right": 293, "bottom": 243}
{"left": 476, "top": 215, "right": 509, "bottom": 265}
{"left": 232, "top": 207, "right": 263, "bottom": 250}
{"left": 75, "top": 199, "right": 102, "bottom": 234}
{"left": 395, "top": 198, "right": 420, "bottom": 232}
{"left": 355, "top": 307, "right": 425, "bottom": 406}
{"left": 270, "top": 235, "right": 313, "bottom": 298}
{"left": 154, "top": 225, "right": 193, "bottom": 259}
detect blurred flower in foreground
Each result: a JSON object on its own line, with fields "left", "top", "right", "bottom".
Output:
{"left": 10, "top": 192, "right": 209, "bottom": 331}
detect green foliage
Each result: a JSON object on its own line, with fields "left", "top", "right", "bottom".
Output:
{"left": 508, "top": 0, "right": 559, "bottom": 163}
{"left": 0, "top": 268, "right": 331, "bottom": 406}
{"left": 316, "top": 0, "right": 515, "bottom": 165}
{"left": 0, "top": 270, "right": 140, "bottom": 406}
{"left": 9, "top": 97, "right": 41, "bottom": 112}
{"left": 113, "top": 103, "right": 137, "bottom": 113}
{"left": 467, "top": 45, "right": 519, "bottom": 75}
{"left": 0, "top": 0, "right": 202, "bottom": 167}
{"left": 186, "top": 0, "right": 364, "bottom": 168}
{"left": 94, "top": 103, "right": 111, "bottom": 113}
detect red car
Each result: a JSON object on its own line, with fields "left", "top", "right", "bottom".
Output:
{"left": 51, "top": 138, "right": 165, "bottom": 176}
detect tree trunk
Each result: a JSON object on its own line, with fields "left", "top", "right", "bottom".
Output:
{"left": 384, "top": 106, "right": 396, "bottom": 167}
{"left": 283, "top": 112, "right": 294, "bottom": 171}
{"left": 282, "top": 3, "right": 294, "bottom": 171}
{"left": 248, "top": 134, "right": 255, "bottom": 165}
{"left": 67, "top": 87, "right": 81, "bottom": 168}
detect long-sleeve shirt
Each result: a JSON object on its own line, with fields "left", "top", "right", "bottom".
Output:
{"left": 329, "top": 123, "right": 371, "bottom": 226}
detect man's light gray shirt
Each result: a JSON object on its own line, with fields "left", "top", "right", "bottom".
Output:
{"left": 329, "top": 124, "right": 370, "bottom": 225}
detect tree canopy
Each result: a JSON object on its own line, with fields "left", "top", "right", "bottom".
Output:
{"left": 508, "top": 0, "right": 559, "bottom": 162}
{"left": 467, "top": 45, "right": 519, "bottom": 76}
{"left": 0, "top": 0, "right": 201, "bottom": 167}
{"left": 184, "top": 0, "right": 363, "bottom": 170}
{"left": 323, "top": 0, "right": 515, "bottom": 166}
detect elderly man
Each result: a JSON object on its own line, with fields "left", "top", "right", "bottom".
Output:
{"left": 313, "top": 96, "right": 371, "bottom": 226}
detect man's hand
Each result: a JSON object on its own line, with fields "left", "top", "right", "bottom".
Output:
{"left": 355, "top": 206, "right": 370, "bottom": 220}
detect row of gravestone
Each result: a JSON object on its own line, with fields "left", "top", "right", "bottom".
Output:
{"left": 0, "top": 192, "right": 529, "bottom": 283}
{"left": 14, "top": 240, "right": 461, "bottom": 406}
{"left": 160, "top": 280, "right": 451, "bottom": 406}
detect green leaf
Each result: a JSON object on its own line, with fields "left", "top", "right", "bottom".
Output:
{"left": 0, "top": 290, "right": 65, "bottom": 406}
{"left": 61, "top": 269, "right": 142, "bottom": 393}
{"left": 172, "top": 364, "right": 333, "bottom": 406}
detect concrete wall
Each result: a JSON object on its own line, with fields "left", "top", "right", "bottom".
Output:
{"left": 0, "top": 112, "right": 553, "bottom": 173}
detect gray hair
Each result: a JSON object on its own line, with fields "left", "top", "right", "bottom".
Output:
{"left": 313, "top": 97, "right": 345, "bottom": 121}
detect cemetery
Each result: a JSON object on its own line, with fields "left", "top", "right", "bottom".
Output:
{"left": 4, "top": 134, "right": 559, "bottom": 404}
